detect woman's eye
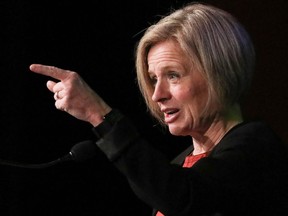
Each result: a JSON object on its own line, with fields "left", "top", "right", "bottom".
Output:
{"left": 150, "top": 76, "right": 157, "bottom": 85}
{"left": 168, "top": 72, "right": 180, "bottom": 80}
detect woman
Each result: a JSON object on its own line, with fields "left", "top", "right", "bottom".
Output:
{"left": 30, "top": 2, "right": 288, "bottom": 216}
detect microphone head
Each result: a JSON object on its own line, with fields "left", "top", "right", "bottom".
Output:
{"left": 69, "top": 140, "right": 97, "bottom": 162}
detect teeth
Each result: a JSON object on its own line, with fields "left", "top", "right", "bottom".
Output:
{"left": 167, "top": 110, "right": 177, "bottom": 114}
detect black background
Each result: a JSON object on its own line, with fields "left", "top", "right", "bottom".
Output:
{"left": 0, "top": 0, "right": 287, "bottom": 215}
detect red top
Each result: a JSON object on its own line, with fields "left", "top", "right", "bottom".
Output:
{"left": 156, "top": 152, "right": 209, "bottom": 216}
{"left": 182, "top": 151, "right": 209, "bottom": 168}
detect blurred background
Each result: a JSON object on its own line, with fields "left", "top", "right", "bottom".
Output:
{"left": 0, "top": 0, "right": 287, "bottom": 215}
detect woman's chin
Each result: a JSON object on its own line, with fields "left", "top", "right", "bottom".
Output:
{"left": 168, "top": 125, "right": 187, "bottom": 136}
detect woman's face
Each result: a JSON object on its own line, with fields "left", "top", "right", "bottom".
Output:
{"left": 147, "top": 40, "right": 211, "bottom": 136}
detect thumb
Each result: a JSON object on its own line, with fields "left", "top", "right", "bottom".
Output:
{"left": 47, "top": 80, "right": 57, "bottom": 92}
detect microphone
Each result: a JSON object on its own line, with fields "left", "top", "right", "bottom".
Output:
{"left": 0, "top": 140, "right": 97, "bottom": 169}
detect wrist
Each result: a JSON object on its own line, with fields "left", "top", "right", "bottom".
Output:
{"left": 92, "top": 108, "right": 124, "bottom": 139}
{"left": 89, "top": 107, "right": 112, "bottom": 127}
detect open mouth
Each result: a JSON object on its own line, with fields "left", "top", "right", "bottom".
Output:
{"left": 163, "top": 109, "right": 180, "bottom": 123}
{"left": 164, "top": 109, "right": 179, "bottom": 115}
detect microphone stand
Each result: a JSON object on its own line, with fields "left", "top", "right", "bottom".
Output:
{"left": 0, "top": 140, "right": 96, "bottom": 169}
{"left": 0, "top": 153, "right": 72, "bottom": 169}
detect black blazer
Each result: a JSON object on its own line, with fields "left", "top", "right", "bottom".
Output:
{"left": 96, "top": 117, "right": 288, "bottom": 216}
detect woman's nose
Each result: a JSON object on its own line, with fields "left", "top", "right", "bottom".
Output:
{"left": 152, "top": 80, "right": 170, "bottom": 102}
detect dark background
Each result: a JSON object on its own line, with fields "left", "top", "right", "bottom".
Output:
{"left": 0, "top": 0, "right": 287, "bottom": 215}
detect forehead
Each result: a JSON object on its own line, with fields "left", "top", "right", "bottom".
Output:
{"left": 147, "top": 40, "right": 190, "bottom": 71}
{"left": 148, "top": 40, "right": 184, "bottom": 61}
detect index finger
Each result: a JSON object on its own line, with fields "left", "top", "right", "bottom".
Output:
{"left": 29, "top": 64, "right": 70, "bottom": 81}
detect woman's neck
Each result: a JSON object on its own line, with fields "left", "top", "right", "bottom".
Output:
{"left": 192, "top": 104, "right": 243, "bottom": 155}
